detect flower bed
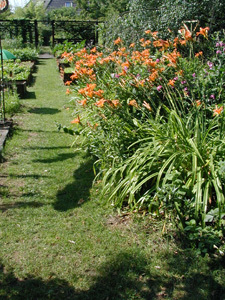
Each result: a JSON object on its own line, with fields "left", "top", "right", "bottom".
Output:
{"left": 61, "top": 26, "right": 225, "bottom": 252}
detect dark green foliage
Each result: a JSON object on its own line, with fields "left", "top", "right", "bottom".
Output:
{"left": 101, "top": 0, "right": 225, "bottom": 47}
{"left": 75, "top": 0, "right": 130, "bottom": 20}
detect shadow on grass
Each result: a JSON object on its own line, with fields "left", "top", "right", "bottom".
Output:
{"left": 54, "top": 158, "right": 95, "bottom": 211}
{"left": 0, "top": 201, "right": 44, "bottom": 212}
{"left": 15, "top": 128, "right": 66, "bottom": 134}
{"left": 33, "top": 152, "right": 76, "bottom": 164}
{"left": 0, "top": 174, "right": 53, "bottom": 179}
{"left": 0, "top": 250, "right": 224, "bottom": 300}
{"left": 36, "top": 60, "right": 47, "bottom": 66}
{"left": 28, "top": 107, "right": 61, "bottom": 115}
{"left": 23, "top": 145, "right": 72, "bottom": 150}
{"left": 25, "top": 91, "right": 36, "bottom": 100}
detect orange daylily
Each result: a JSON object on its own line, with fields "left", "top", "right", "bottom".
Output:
{"left": 70, "top": 73, "right": 79, "bottom": 80}
{"left": 149, "top": 71, "right": 158, "bottom": 82}
{"left": 66, "top": 88, "right": 72, "bottom": 95}
{"left": 129, "top": 99, "right": 138, "bottom": 108}
{"left": 196, "top": 100, "right": 201, "bottom": 107}
{"left": 141, "top": 40, "right": 151, "bottom": 47}
{"left": 111, "top": 100, "right": 121, "bottom": 107}
{"left": 65, "top": 81, "right": 72, "bottom": 86}
{"left": 178, "top": 27, "right": 193, "bottom": 41}
{"left": 71, "top": 115, "right": 81, "bottom": 124}
{"left": 196, "top": 27, "right": 209, "bottom": 38}
{"left": 213, "top": 105, "right": 223, "bottom": 116}
{"left": 168, "top": 79, "right": 175, "bottom": 87}
{"left": 151, "top": 31, "right": 158, "bottom": 39}
{"left": 94, "top": 99, "right": 106, "bottom": 108}
{"left": 79, "top": 99, "right": 87, "bottom": 106}
{"left": 143, "top": 101, "right": 152, "bottom": 111}
{"left": 195, "top": 51, "right": 203, "bottom": 57}
{"left": 90, "top": 47, "right": 97, "bottom": 53}
{"left": 94, "top": 89, "right": 104, "bottom": 98}
{"left": 114, "top": 37, "right": 122, "bottom": 45}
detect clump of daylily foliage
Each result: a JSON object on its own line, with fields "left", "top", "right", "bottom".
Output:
{"left": 61, "top": 25, "right": 225, "bottom": 252}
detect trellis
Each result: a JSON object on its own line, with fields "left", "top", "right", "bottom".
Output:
{"left": 0, "top": 19, "right": 99, "bottom": 47}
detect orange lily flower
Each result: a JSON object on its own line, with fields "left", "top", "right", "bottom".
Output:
{"left": 149, "top": 71, "right": 158, "bottom": 82}
{"left": 111, "top": 100, "right": 120, "bottom": 107}
{"left": 90, "top": 47, "right": 97, "bottom": 53}
{"left": 178, "top": 28, "right": 193, "bottom": 41}
{"left": 143, "top": 101, "right": 152, "bottom": 111}
{"left": 129, "top": 99, "right": 138, "bottom": 108}
{"left": 213, "top": 105, "right": 223, "bottom": 116}
{"left": 195, "top": 51, "right": 203, "bottom": 57}
{"left": 94, "top": 99, "right": 106, "bottom": 108}
{"left": 141, "top": 40, "right": 151, "bottom": 47}
{"left": 168, "top": 79, "right": 175, "bottom": 87}
{"left": 151, "top": 31, "right": 158, "bottom": 39}
{"left": 66, "top": 88, "right": 72, "bottom": 95}
{"left": 114, "top": 37, "right": 122, "bottom": 45}
{"left": 70, "top": 73, "right": 79, "bottom": 80}
{"left": 196, "top": 27, "right": 209, "bottom": 38}
{"left": 71, "top": 115, "right": 81, "bottom": 124}
{"left": 196, "top": 100, "right": 201, "bottom": 107}
{"left": 65, "top": 81, "right": 72, "bottom": 86}
{"left": 79, "top": 99, "right": 87, "bottom": 106}
{"left": 94, "top": 89, "right": 104, "bottom": 98}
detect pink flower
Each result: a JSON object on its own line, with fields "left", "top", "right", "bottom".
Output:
{"left": 157, "top": 85, "right": 162, "bottom": 91}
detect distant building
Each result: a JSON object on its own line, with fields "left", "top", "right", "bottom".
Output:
{"left": 27, "top": 0, "right": 76, "bottom": 10}
{"left": 45, "top": 0, "right": 76, "bottom": 10}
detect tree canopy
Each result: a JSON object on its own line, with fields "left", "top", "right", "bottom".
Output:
{"left": 75, "top": 0, "right": 129, "bottom": 20}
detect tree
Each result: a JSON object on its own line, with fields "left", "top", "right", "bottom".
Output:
{"left": 100, "top": 0, "right": 225, "bottom": 47}
{"left": 75, "top": 0, "right": 129, "bottom": 20}
{"left": 47, "top": 7, "right": 79, "bottom": 21}
{"left": 13, "top": 2, "right": 46, "bottom": 20}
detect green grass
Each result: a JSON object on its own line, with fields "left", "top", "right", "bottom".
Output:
{"left": 0, "top": 58, "right": 225, "bottom": 300}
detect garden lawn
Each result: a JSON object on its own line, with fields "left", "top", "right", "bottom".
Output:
{"left": 0, "top": 58, "right": 224, "bottom": 300}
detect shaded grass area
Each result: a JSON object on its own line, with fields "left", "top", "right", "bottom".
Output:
{"left": 0, "top": 59, "right": 225, "bottom": 300}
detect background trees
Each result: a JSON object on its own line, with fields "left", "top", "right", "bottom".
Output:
{"left": 100, "top": 0, "right": 225, "bottom": 47}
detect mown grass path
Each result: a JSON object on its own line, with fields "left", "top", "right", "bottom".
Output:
{"left": 0, "top": 59, "right": 224, "bottom": 300}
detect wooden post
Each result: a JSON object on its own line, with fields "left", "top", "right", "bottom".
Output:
{"left": 51, "top": 20, "right": 55, "bottom": 46}
{"left": 34, "top": 20, "right": 38, "bottom": 48}
{"left": 29, "top": 21, "right": 33, "bottom": 44}
{"left": 21, "top": 20, "right": 27, "bottom": 44}
{"left": 95, "top": 21, "right": 98, "bottom": 44}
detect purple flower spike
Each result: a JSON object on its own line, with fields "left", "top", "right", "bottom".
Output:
{"left": 210, "top": 94, "right": 215, "bottom": 99}
{"left": 192, "top": 73, "right": 196, "bottom": 77}
{"left": 181, "top": 80, "right": 186, "bottom": 84}
{"left": 216, "top": 50, "right": 222, "bottom": 54}
{"left": 156, "top": 58, "right": 160, "bottom": 63}
{"left": 173, "top": 76, "right": 178, "bottom": 81}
